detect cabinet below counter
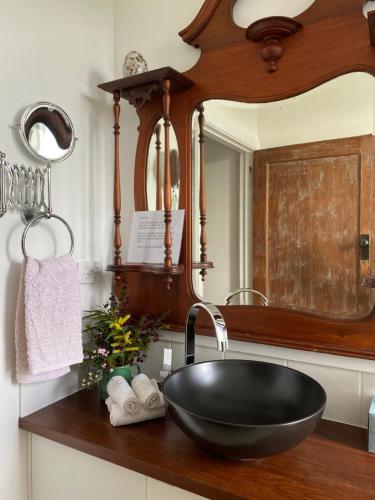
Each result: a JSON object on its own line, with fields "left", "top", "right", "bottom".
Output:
{"left": 19, "top": 390, "right": 375, "bottom": 500}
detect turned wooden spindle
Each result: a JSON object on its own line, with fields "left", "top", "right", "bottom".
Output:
{"left": 197, "top": 104, "right": 208, "bottom": 281}
{"left": 162, "top": 79, "right": 173, "bottom": 289}
{"left": 155, "top": 123, "right": 162, "bottom": 210}
{"left": 112, "top": 91, "right": 122, "bottom": 286}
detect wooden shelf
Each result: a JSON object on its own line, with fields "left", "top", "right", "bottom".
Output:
{"left": 192, "top": 261, "right": 214, "bottom": 270}
{"left": 99, "top": 67, "right": 192, "bottom": 291}
{"left": 98, "top": 67, "right": 194, "bottom": 110}
{"left": 19, "top": 390, "right": 375, "bottom": 500}
{"left": 107, "top": 263, "right": 184, "bottom": 276}
{"left": 192, "top": 261, "right": 214, "bottom": 282}
{"left": 246, "top": 16, "right": 303, "bottom": 73}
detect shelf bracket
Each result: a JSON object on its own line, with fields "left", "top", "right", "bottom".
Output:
{"left": 246, "top": 16, "right": 303, "bottom": 73}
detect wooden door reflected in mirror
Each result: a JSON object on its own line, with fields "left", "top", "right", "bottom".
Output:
{"left": 192, "top": 73, "right": 375, "bottom": 318}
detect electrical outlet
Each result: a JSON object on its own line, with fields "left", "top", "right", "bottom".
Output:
{"left": 78, "top": 261, "right": 101, "bottom": 284}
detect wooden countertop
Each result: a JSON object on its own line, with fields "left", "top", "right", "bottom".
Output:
{"left": 19, "top": 390, "right": 375, "bottom": 500}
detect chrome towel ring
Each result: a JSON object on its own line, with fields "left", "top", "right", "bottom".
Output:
{"left": 21, "top": 213, "right": 74, "bottom": 261}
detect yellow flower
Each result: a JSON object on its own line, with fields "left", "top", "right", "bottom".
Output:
{"left": 109, "top": 322, "right": 122, "bottom": 331}
{"left": 124, "top": 331, "right": 132, "bottom": 345}
{"left": 113, "top": 332, "right": 133, "bottom": 345}
{"left": 119, "top": 314, "right": 131, "bottom": 325}
{"left": 109, "top": 314, "right": 131, "bottom": 331}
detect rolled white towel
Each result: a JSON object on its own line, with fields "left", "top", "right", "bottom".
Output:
{"left": 131, "top": 373, "right": 162, "bottom": 409}
{"left": 150, "top": 379, "right": 166, "bottom": 406}
{"left": 105, "top": 397, "right": 165, "bottom": 427}
{"left": 107, "top": 376, "right": 140, "bottom": 415}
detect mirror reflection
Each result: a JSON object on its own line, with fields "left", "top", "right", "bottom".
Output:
{"left": 192, "top": 73, "right": 375, "bottom": 318}
{"left": 19, "top": 102, "right": 75, "bottom": 162}
{"left": 146, "top": 118, "right": 180, "bottom": 210}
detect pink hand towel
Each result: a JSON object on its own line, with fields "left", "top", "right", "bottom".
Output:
{"left": 15, "top": 265, "right": 70, "bottom": 383}
{"left": 15, "top": 254, "right": 83, "bottom": 383}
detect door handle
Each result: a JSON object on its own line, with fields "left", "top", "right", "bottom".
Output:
{"left": 359, "top": 234, "right": 370, "bottom": 260}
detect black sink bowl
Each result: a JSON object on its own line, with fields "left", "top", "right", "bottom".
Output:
{"left": 163, "top": 360, "right": 326, "bottom": 460}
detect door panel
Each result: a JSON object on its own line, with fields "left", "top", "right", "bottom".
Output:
{"left": 253, "top": 135, "right": 374, "bottom": 318}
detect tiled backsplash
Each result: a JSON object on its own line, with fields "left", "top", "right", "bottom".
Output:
{"left": 142, "top": 330, "right": 375, "bottom": 429}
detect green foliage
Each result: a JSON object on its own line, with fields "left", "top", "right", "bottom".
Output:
{"left": 81, "top": 293, "right": 168, "bottom": 390}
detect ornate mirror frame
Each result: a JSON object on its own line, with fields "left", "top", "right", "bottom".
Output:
{"left": 126, "top": 0, "right": 375, "bottom": 359}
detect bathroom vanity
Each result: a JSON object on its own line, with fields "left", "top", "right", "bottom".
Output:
{"left": 19, "top": 390, "right": 375, "bottom": 499}
{"left": 18, "top": 2, "right": 375, "bottom": 499}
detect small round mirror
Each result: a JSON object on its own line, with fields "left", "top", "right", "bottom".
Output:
{"left": 19, "top": 102, "right": 76, "bottom": 162}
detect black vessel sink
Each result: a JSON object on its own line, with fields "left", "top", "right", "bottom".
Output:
{"left": 163, "top": 359, "right": 326, "bottom": 460}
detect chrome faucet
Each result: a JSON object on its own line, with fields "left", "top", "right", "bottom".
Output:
{"left": 185, "top": 302, "right": 229, "bottom": 365}
{"left": 225, "top": 288, "right": 269, "bottom": 306}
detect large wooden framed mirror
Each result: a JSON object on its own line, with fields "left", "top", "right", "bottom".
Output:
{"left": 191, "top": 74, "right": 375, "bottom": 320}
{"left": 125, "top": 0, "right": 375, "bottom": 360}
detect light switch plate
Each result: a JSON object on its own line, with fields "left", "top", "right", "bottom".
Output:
{"left": 78, "top": 261, "right": 101, "bottom": 284}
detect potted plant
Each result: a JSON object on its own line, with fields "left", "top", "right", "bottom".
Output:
{"left": 81, "top": 292, "right": 167, "bottom": 399}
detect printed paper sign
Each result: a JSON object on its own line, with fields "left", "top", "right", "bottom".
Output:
{"left": 127, "top": 210, "right": 185, "bottom": 265}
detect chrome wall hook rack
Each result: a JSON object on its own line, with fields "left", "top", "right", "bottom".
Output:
{"left": 0, "top": 150, "right": 52, "bottom": 223}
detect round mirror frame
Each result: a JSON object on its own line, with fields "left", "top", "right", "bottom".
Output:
{"left": 19, "top": 102, "right": 76, "bottom": 163}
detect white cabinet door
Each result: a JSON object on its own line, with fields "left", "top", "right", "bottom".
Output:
{"left": 32, "top": 435, "right": 147, "bottom": 500}
{"left": 147, "top": 478, "right": 207, "bottom": 500}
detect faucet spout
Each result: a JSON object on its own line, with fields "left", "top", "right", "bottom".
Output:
{"left": 225, "top": 288, "right": 268, "bottom": 306}
{"left": 185, "top": 302, "right": 229, "bottom": 365}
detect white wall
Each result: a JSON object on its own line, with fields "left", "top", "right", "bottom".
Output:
{"left": 202, "top": 138, "right": 240, "bottom": 303}
{"left": 232, "top": 0, "right": 315, "bottom": 27}
{"left": 257, "top": 72, "right": 375, "bottom": 148}
{"left": 115, "top": 0, "right": 375, "bottom": 430}
{"left": 0, "top": 1, "right": 114, "bottom": 499}
{"left": 203, "top": 101, "right": 260, "bottom": 149}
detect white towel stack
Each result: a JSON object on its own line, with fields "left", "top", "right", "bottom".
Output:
{"left": 107, "top": 376, "right": 140, "bottom": 415}
{"left": 106, "top": 373, "right": 165, "bottom": 427}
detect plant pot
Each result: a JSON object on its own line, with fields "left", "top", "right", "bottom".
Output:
{"left": 99, "top": 365, "right": 141, "bottom": 400}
